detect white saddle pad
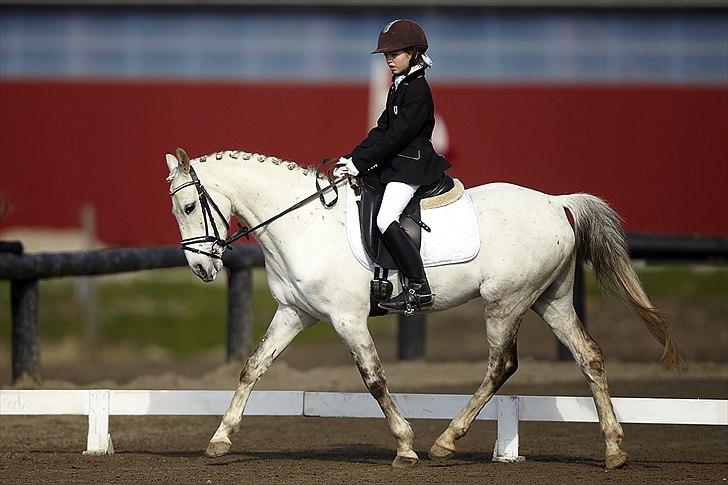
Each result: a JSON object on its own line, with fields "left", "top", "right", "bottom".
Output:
{"left": 346, "top": 184, "right": 480, "bottom": 271}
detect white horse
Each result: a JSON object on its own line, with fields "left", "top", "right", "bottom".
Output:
{"left": 165, "top": 147, "right": 683, "bottom": 469}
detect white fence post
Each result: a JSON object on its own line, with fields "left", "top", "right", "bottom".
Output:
{"left": 492, "top": 395, "right": 524, "bottom": 462}
{"left": 84, "top": 389, "right": 113, "bottom": 455}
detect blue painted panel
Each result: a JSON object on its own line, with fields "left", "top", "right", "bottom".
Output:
{"left": 1, "top": 8, "right": 725, "bottom": 83}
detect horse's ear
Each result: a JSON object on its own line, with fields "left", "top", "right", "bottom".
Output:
{"left": 176, "top": 147, "right": 190, "bottom": 174}
{"left": 165, "top": 153, "right": 179, "bottom": 182}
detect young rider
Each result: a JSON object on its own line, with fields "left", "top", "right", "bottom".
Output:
{"left": 335, "top": 19, "right": 452, "bottom": 313}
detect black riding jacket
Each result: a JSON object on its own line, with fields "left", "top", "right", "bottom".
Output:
{"left": 350, "top": 68, "right": 452, "bottom": 186}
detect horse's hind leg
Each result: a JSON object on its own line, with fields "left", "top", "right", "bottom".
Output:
{"left": 333, "top": 318, "right": 418, "bottom": 468}
{"left": 531, "top": 262, "right": 627, "bottom": 469}
{"left": 429, "top": 302, "right": 522, "bottom": 460}
{"left": 206, "top": 304, "right": 316, "bottom": 457}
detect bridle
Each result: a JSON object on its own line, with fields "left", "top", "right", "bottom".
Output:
{"left": 169, "top": 166, "right": 230, "bottom": 259}
{"left": 169, "top": 159, "right": 344, "bottom": 260}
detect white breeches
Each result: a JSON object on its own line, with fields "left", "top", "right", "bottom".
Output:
{"left": 377, "top": 182, "right": 420, "bottom": 233}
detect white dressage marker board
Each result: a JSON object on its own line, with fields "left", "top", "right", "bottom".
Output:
{"left": 1, "top": 390, "right": 725, "bottom": 460}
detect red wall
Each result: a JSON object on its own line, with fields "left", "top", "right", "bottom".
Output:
{"left": 1, "top": 79, "right": 726, "bottom": 245}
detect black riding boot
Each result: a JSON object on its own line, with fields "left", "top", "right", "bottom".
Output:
{"left": 377, "top": 221, "right": 433, "bottom": 314}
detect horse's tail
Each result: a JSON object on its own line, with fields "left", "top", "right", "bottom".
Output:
{"left": 558, "top": 193, "right": 685, "bottom": 371}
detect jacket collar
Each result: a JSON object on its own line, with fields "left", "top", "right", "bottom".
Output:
{"left": 392, "top": 64, "right": 426, "bottom": 90}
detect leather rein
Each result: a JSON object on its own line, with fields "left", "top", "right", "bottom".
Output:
{"left": 169, "top": 159, "right": 344, "bottom": 260}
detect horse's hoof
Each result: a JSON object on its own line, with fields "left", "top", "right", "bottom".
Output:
{"left": 605, "top": 449, "right": 628, "bottom": 469}
{"left": 205, "top": 440, "right": 231, "bottom": 457}
{"left": 428, "top": 442, "right": 456, "bottom": 460}
{"left": 392, "top": 454, "right": 419, "bottom": 468}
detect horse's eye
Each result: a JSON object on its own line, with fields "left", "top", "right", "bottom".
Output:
{"left": 184, "top": 202, "right": 196, "bottom": 214}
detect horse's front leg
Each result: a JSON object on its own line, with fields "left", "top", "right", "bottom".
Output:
{"left": 333, "top": 318, "right": 418, "bottom": 468}
{"left": 206, "top": 304, "right": 317, "bottom": 457}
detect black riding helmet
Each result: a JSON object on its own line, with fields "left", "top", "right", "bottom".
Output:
{"left": 372, "top": 19, "right": 428, "bottom": 54}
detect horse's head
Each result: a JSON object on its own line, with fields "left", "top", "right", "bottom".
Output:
{"left": 166, "top": 148, "right": 231, "bottom": 282}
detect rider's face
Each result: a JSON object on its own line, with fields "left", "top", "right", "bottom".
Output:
{"left": 384, "top": 50, "right": 412, "bottom": 76}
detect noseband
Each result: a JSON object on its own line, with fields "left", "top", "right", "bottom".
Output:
{"left": 169, "top": 167, "right": 230, "bottom": 260}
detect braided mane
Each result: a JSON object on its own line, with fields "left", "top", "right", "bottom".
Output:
{"left": 190, "top": 150, "right": 321, "bottom": 178}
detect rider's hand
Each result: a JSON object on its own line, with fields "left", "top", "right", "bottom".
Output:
{"left": 333, "top": 157, "right": 360, "bottom": 179}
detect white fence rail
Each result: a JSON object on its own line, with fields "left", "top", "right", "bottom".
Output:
{"left": 1, "top": 390, "right": 726, "bottom": 461}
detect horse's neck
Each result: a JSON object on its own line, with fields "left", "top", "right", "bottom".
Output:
{"left": 199, "top": 155, "right": 344, "bottom": 250}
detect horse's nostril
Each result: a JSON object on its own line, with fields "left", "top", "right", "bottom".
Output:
{"left": 194, "top": 263, "right": 207, "bottom": 277}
